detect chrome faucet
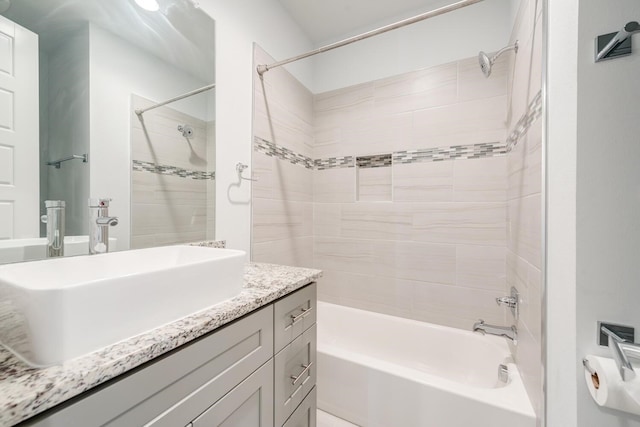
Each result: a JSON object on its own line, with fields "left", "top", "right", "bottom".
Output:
{"left": 473, "top": 319, "right": 518, "bottom": 344}
{"left": 88, "top": 198, "right": 118, "bottom": 255}
{"left": 40, "top": 200, "right": 66, "bottom": 258}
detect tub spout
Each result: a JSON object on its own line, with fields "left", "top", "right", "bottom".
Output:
{"left": 472, "top": 319, "right": 518, "bottom": 345}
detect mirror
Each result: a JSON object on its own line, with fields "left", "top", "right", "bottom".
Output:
{"left": 0, "top": 0, "right": 216, "bottom": 263}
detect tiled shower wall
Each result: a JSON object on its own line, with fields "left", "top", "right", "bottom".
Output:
{"left": 130, "top": 95, "right": 214, "bottom": 248}
{"left": 312, "top": 58, "right": 510, "bottom": 330}
{"left": 506, "top": 0, "right": 543, "bottom": 421}
{"left": 251, "top": 46, "right": 314, "bottom": 267}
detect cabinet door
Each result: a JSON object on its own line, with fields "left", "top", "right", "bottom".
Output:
{"left": 191, "top": 360, "right": 273, "bottom": 427}
{"left": 274, "top": 284, "right": 316, "bottom": 354}
{"left": 282, "top": 387, "right": 316, "bottom": 427}
{"left": 274, "top": 325, "right": 316, "bottom": 426}
{"left": 22, "top": 306, "right": 274, "bottom": 427}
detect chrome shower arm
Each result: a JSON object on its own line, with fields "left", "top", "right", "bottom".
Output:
{"left": 490, "top": 41, "right": 519, "bottom": 63}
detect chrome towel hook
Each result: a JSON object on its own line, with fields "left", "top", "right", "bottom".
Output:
{"left": 236, "top": 163, "right": 257, "bottom": 182}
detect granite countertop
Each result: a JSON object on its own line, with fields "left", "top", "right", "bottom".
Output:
{"left": 0, "top": 263, "right": 322, "bottom": 427}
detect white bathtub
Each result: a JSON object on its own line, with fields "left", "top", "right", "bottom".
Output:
{"left": 317, "top": 302, "right": 536, "bottom": 427}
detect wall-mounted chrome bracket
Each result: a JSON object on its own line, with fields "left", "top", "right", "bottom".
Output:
{"left": 595, "top": 21, "right": 640, "bottom": 62}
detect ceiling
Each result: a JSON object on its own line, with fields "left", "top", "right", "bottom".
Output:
{"left": 277, "top": 0, "right": 457, "bottom": 45}
{"left": 1, "top": 0, "right": 215, "bottom": 83}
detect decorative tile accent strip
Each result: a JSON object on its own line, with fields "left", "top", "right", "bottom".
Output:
{"left": 132, "top": 160, "right": 215, "bottom": 180}
{"left": 188, "top": 240, "right": 226, "bottom": 248}
{"left": 393, "top": 142, "right": 508, "bottom": 164}
{"left": 314, "top": 156, "right": 355, "bottom": 170}
{"left": 506, "top": 90, "right": 543, "bottom": 151}
{"left": 253, "top": 137, "right": 314, "bottom": 169}
{"left": 357, "top": 154, "right": 392, "bottom": 169}
{"left": 255, "top": 89, "right": 542, "bottom": 172}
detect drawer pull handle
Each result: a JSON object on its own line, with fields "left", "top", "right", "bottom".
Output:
{"left": 290, "top": 362, "right": 314, "bottom": 385}
{"left": 290, "top": 307, "right": 312, "bottom": 326}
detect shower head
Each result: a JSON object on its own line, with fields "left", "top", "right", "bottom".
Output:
{"left": 478, "top": 40, "right": 519, "bottom": 78}
{"left": 478, "top": 51, "right": 492, "bottom": 77}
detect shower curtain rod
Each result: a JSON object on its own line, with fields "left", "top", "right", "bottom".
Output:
{"left": 135, "top": 83, "right": 216, "bottom": 117}
{"left": 257, "top": 0, "right": 484, "bottom": 75}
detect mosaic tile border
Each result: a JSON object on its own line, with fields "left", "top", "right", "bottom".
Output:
{"left": 393, "top": 142, "right": 507, "bottom": 164}
{"left": 132, "top": 160, "right": 215, "bottom": 180}
{"left": 314, "top": 156, "right": 355, "bottom": 170}
{"left": 357, "top": 154, "right": 392, "bottom": 168}
{"left": 506, "top": 90, "right": 543, "bottom": 151}
{"left": 254, "top": 137, "right": 314, "bottom": 169}
{"left": 253, "top": 92, "right": 542, "bottom": 171}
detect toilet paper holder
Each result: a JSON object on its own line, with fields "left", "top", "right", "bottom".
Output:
{"left": 583, "top": 358, "right": 597, "bottom": 376}
{"left": 600, "top": 323, "right": 640, "bottom": 382}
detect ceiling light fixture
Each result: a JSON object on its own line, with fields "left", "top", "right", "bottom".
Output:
{"left": 0, "top": 0, "right": 11, "bottom": 14}
{"left": 134, "top": 0, "right": 160, "bottom": 12}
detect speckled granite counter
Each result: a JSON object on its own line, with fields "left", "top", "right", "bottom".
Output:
{"left": 0, "top": 263, "right": 321, "bottom": 427}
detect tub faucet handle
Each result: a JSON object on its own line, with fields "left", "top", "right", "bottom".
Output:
{"left": 496, "top": 296, "right": 517, "bottom": 308}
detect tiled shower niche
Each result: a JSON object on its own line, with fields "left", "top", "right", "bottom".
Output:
{"left": 356, "top": 154, "right": 392, "bottom": 202}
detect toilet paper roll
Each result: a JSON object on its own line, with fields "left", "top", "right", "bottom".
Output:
{"left": 584, "top": 355, "right": 640, "bottom": 415}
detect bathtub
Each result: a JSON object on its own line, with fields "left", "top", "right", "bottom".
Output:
{"left": 317, "top": 302, "right": 536, "bottom": 427}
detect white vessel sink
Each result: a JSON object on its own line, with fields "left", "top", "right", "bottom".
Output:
{"left": 0, "top": 236, "right": 118, "bottom": 264}
{"left": 0, "top": 246, "right": 246, "bottom": 367}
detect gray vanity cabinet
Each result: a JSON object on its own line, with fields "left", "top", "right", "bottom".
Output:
{"left": 190, "top": 360, "right": 274, "bottom": 427}
{"left": 19, "top": 283, "right": 317, "bottom": 427}
{"left": 274, "top": 284, "right": 317, "bottom": 427}
{"left": 283, "top": 388, "right": 317, "bottom": 427}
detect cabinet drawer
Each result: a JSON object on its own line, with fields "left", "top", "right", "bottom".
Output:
{"left": 191, "top": 360, "right": 274, "bottom": 427}
{"left": 23, "top": 306, "right": 274, "bottom": 427}
{"left": 274, "top": 324, "right": 316, "bottom": 427}
{"left": 282, "top": 387, "right": 316, "bottom": 427}
{"left": 274, "top": 283, "right": 316, "bottom": 353}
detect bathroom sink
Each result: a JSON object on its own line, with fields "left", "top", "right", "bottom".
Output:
{"left": 0, "top": 246, "right": 246, "bottom": 367}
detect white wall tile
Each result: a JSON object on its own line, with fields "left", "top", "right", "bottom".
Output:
{"left": 372, "top": 62, "right": 457, "bottom": 116}
{"left": 313, "top": 168, "right": 356, "bottom": 203}
{"left": 411, "top": 96, "right": 508, "bottom": 149}
{"left": 317, "top": 269, "right": 413, "bottom": 318}
{"left": 313, "top": 203, "right": 341, "bottom": 237}
{"left": 454, "top": 156, "right": 507, "bottom": 202}
{"left": 410, "top": 281, "right": 506, "bottom": 330}
{"left": 357, "top": 167, "right": 392, "bottom": 202}
{"left": 412, "top": 202, "right": 507, "bottom": 246}
{"left": 271, "top": 159, "right": 313, "bottom": 202}
{"left": 341, "top": 202, "right": 413, "bottom": 241}
{"left": 393, "top": 161, "right": 454, "bottom": 202}
{"left": 456, "top": 245, "right": 507, "bottom": 291}
{"left": 458, "top": 57, "right": 509, "bottom": 102}
{"left": 252, "top": 198, "right": 312, "bottom": 243}
{"left": 253, "top": 236, "right": 313, "bottom": 268}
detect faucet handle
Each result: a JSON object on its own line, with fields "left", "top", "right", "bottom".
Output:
{"left": 496, "top": 296, "right": 517, "bottom": 308}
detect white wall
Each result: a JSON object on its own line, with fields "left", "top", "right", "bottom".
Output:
{"left": 89, "top": 24, "right": 210, "bottom": 250}
{"left": 197, "top": 0, "right": 314, "bottom": 256}
{"left": 311, "top": 0, "right": 515, "bottom": 92}
{"left": 545, "top": 0, "right": 578, "bottom": 424}
{"left": 575, "top": 1, "right": 640, "bottom": 425}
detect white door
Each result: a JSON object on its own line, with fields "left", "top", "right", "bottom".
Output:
{"left": 0, "top": 15, "right": 39, "bottom": 239}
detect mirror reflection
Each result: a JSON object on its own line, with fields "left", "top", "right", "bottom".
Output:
{"left": 0, "top": 0, "right": 216, "bottom": 264}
